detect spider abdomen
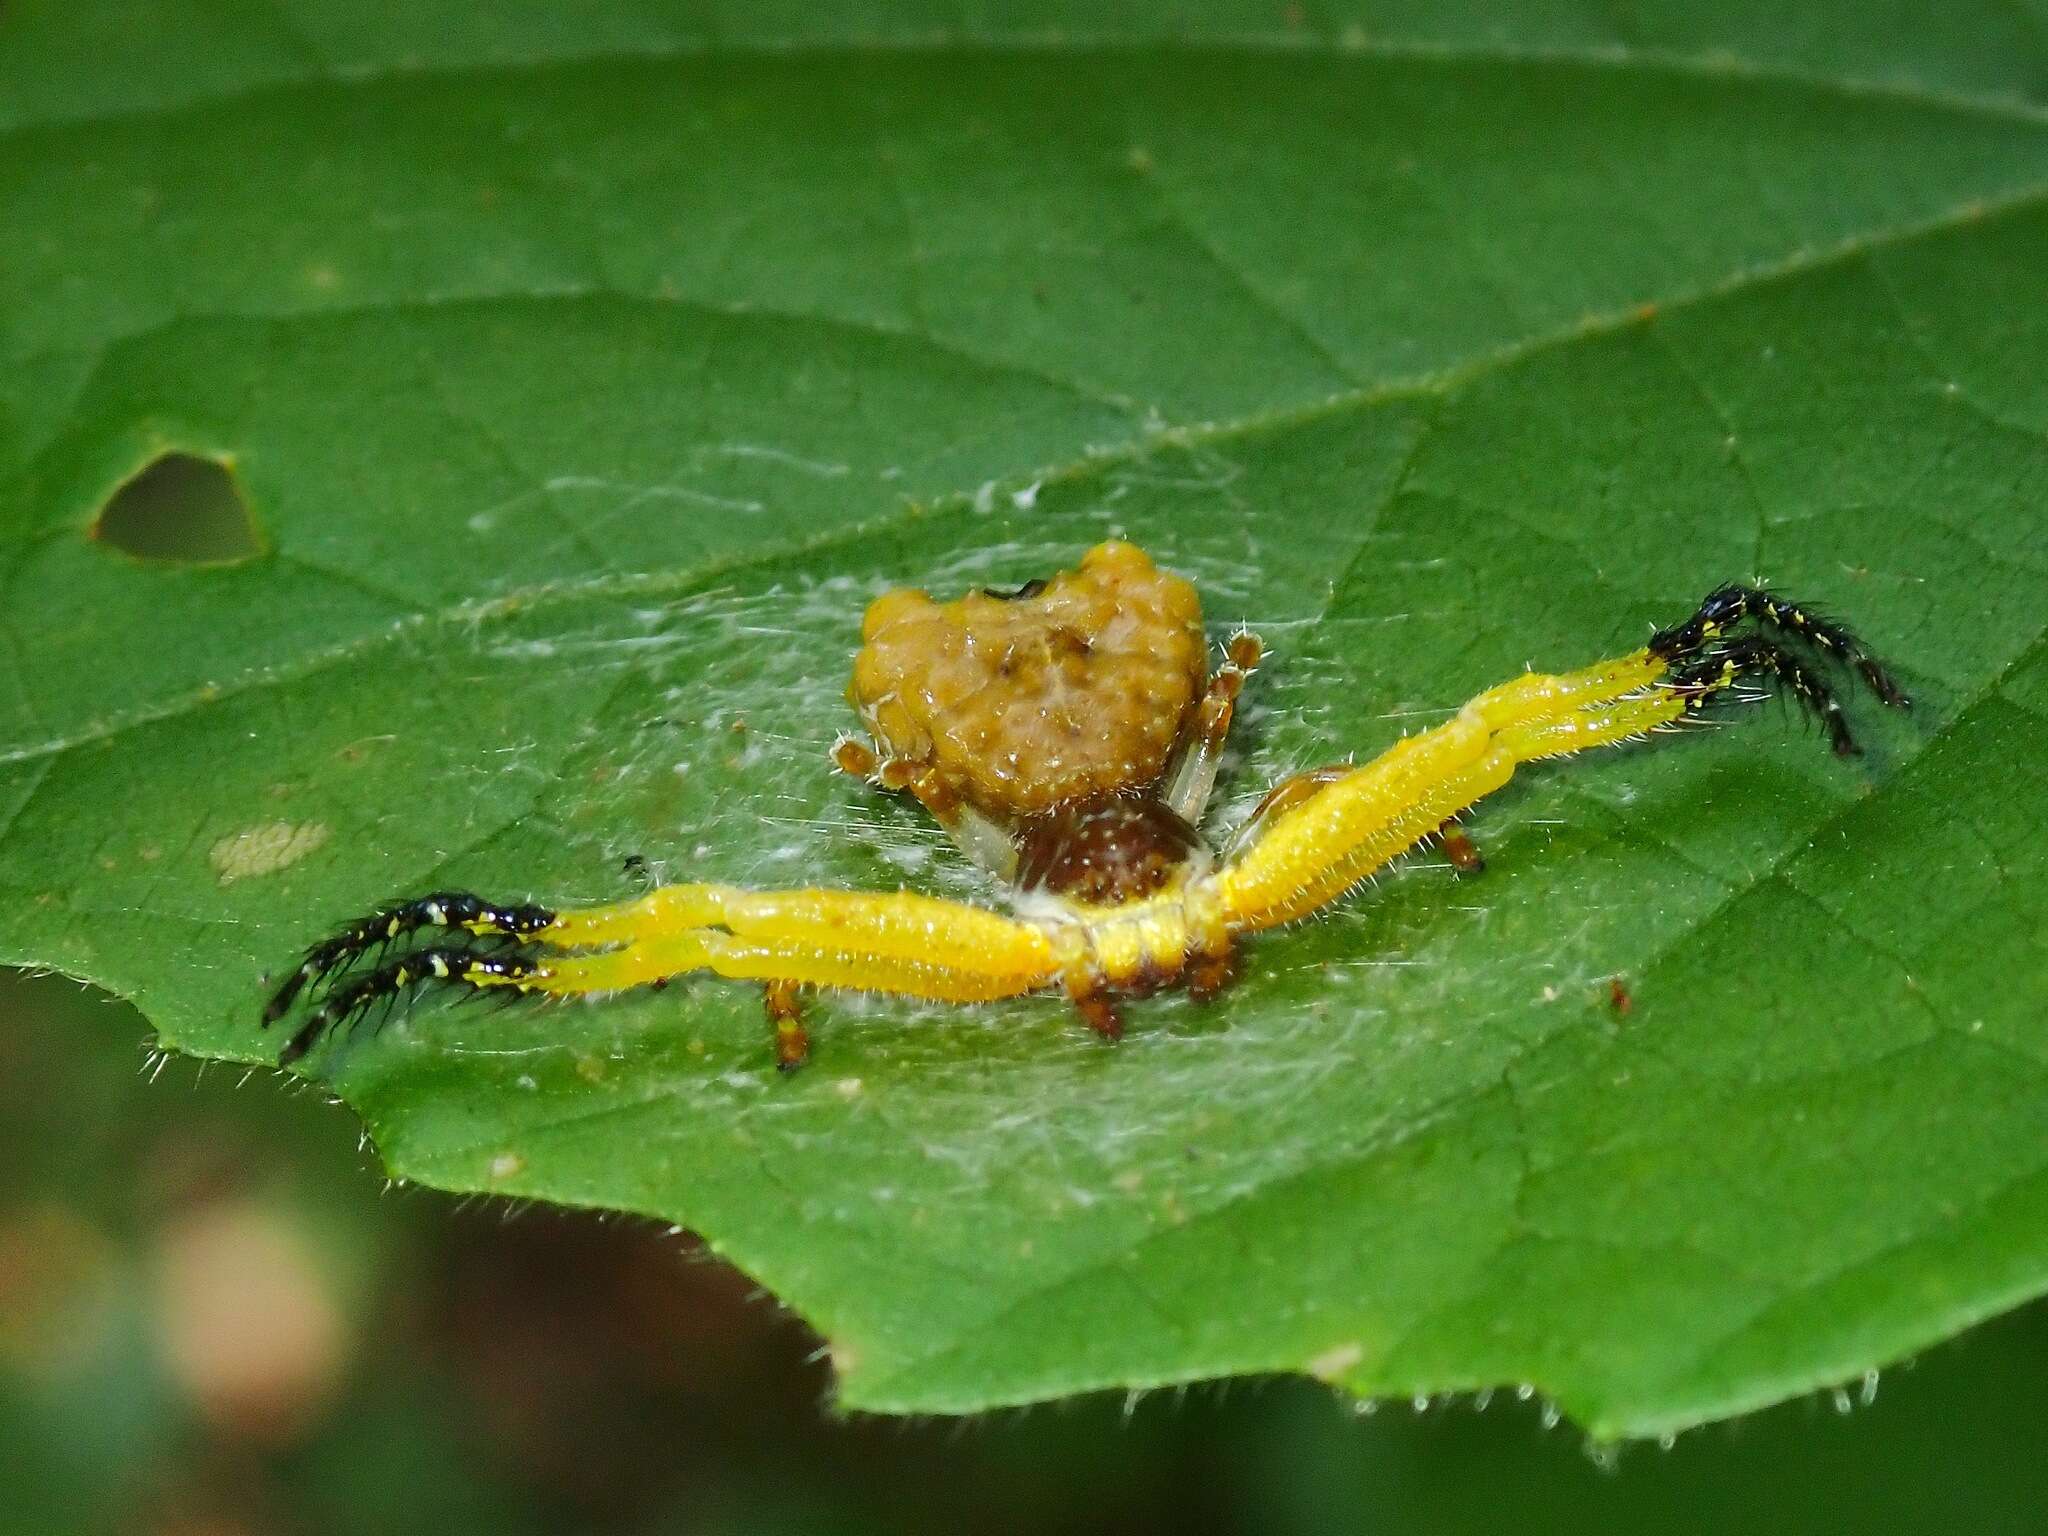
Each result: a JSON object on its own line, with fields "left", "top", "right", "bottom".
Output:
{"left": 849, "top": 541, "right": 1206, "bottom": 818}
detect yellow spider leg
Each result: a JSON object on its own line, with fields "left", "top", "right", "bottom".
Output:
{"left": 275, "top": 886, "right": 1057, "bottom": 1069}
{"left": 1213, "top": 649, "right": 1672, "bottom": 933}
{"left": 279, "top": 882, "right": 1061, "bottom": 1069}
{"left": 1460, "top": 648, "right": 1665, "bottom": 730}
{"left": 536, "top": 883, "right": 1059, "bottom": 1003}
{"left": 1491, "top": 686, "right": 1692, "bottom": 760}
{"left": 493, "top": 938, "right": 708, "bottom": 995}
{"left": 513, "top": 928, "right": 1053, "bottom": 1004}
{"left": 1214, "top": 739, "right": 1518, "bottom": 931}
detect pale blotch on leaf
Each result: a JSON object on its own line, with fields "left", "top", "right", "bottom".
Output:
{"left": 489, "top": 1152, "right": 525, "bottom": 1180}
{"left": 209, "top": 821, "right": 331, "bottom": 884}
{"left": 91, "top": 451, "right": 262, "bottom": 564}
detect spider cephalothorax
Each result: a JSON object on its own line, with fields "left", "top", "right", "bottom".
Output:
{"left": 263, "top": 542, "right": 1906, "bottom": 1070}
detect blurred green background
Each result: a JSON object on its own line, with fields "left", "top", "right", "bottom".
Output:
{"left": 5, "top": 963, "right": 2045, "bottom": 1536}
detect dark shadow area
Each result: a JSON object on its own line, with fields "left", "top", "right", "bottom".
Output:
{"left": 90, "top": 452, "right": 262, "bottom": 564}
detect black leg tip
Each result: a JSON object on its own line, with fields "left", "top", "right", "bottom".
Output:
{"left": 1854, "top": 660, "right": 1911, "bottom": 710}
{"left": 260, "top": 975, "right": 307, "bottom": 1027}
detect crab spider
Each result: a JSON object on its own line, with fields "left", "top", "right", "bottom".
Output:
{"left": 264, "top": 542, "right": 1906, "bottom": 1070}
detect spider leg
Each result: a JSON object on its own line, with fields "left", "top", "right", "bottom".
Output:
{"left": 1481, "top": 627, "right": 1882, "bottom": 762}
{"left": 1063, "top": 971, "right": 1125, "bottom": 1041}
{"left": 1668, "top": 634, "right": 1866, "bottom": 755}
{"left": 1649, "top": 584, "right": 1909, "bottom": 707}
{"left": 830, "top": 735, "right": 1019, "bottom": 883}
{"left": 1206, "top": 650, "right": 1665, "bottom": 930}
{"left": 260, "top": 891, "right": 555, "bottom": 1025}
{"left": 1163, "top": 629, "right": 1265, "bottom": 824}
{"left": 1229, "top": 767, "right": 1483, "bottom": 874}
{"left": 1210, "top": 589, "right": 1902, "bottom": 935}
{"left": 271, "top": 883, "right": 1060, "bottom": 1068}
{"left": 276, "top": 944, "right": 544, "bottom": 1065}
{"left": 1213, "top": 730, "right": 1521, "bottom": 932}
{"left": 1438, "top": 823, "right": 1486, "bottom": 874}
{"left": 1184, "top": 930, "right": 1239, "bottom": 1000}
{"left": 764, "top": 978, "right": 808, "bottom": 1071}
{"left": 543, "top": 885, "right": 1061, "bottom": 1069}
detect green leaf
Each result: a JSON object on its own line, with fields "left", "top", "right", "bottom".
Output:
{"left": 3, "top": 2, "right": 2045, "bottom": 1437}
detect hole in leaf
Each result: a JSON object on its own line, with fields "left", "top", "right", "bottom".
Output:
{"left": 91, "top": 452, "right": 262, "bottom": 564}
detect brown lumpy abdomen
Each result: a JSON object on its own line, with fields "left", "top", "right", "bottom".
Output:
{"left": 849, "top": 541, "right": 1207, "bottom": 819}
{"left": 1015, "top": 794, "right": 1205, "bottom": 905}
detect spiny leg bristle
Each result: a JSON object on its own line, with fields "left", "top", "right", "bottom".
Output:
{"left": 275, "top": 943, "right": 545, "bottom": 1067}
{"left": 265, "top": 890, "right": 557, "bottom": 1065}
{"left": 261, "top": 891, "right": 556, "bottom": 1025}
{"left": 1649, "top": 584, "right": 1907, "bottom": 751}
{"left": 1651, "top": 585, "right": 1906, "bottom": 700}
{"left": 1668, "top": 636, "right": 1861, "bottom": 755}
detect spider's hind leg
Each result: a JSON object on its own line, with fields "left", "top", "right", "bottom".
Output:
{"left": 1438, "top": 822, "right": 1486, "bottom": 874}
{"left": 764, "top": 979, "right": 809, "bottom": 1072}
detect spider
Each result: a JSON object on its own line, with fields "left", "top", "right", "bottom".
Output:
{"left": 262, "top": 541, "right": 1907, "bottom": 1071}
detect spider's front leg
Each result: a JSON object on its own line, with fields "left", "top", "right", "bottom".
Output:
{"left": 1208, "top": 586, "right": 1907, "bottom": 936}
{"left": 260, "top": 890, "right": 557, "bottom": 1028}
{"left": 1163, "top": 629, "right": 1265, "bottom": 824}
{"left": 265, "top": 882, "right": 1061, "bottom": 1071}
{"left": 829, "top": 736, "right": 1020, "bottom": 884}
